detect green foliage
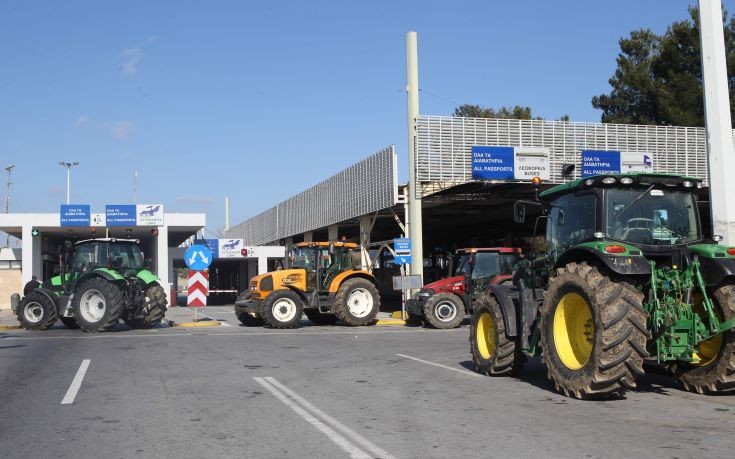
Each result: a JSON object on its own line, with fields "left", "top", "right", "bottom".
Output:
{"left": 592, "top": 6, "right": 735, "bottom": 127}
{"left": 454, "top": 104, "right": 534, "bottom": 119}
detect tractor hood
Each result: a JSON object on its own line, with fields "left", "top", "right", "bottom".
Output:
{"left": 251, "top": 268, "right": 308, "bottom": 292}
{"left": 420, "top": 275, "right": 465, "bottom": 294}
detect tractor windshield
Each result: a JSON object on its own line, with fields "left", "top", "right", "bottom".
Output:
{"left": 107, "top": 243, "right": 145, "bottom": 269}
{"left": 472, "top": 253, "right": 519, "bottom": 280}
{"left": 291, "top": 247, "right": 318, "bottom": 270}
{"left": 605, "top": 188, "right": 700, "bottom": 245}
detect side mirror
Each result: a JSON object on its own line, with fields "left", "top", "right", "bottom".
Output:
{"left": 513, "top": 202, "right": 526, "bottom": 224}
{"left": 144, "top": 258, "right": 153, "bottom": 268}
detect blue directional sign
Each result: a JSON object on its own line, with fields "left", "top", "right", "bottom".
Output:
{"left": 581, "top": 150, "right": 621, "bottom": 177}
{"left": 185, "top": 245, "right": 212, "bottom": 271}
{"left": 106, "top": 205, "right": 137, "bottom": 226}
{"left": 197, "top": 239, "right": 219, "bottom": 260}
{"left": 60, "top": 205, "right": 90, "bottom": 227}
{"left": 393, "top": 237, "right": 412, "bottom": 265}
{"left": 471, "top": 146, "right": 515, "bottom": 180}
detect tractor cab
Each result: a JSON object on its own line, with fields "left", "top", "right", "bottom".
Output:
{"left": 57, "top": 239, "right": 147, "bottom": 292}
{"left": 290, "top": 242, "right": 361, "bottom": 291}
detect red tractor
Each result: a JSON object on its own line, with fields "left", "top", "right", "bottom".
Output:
{"left": 406, "top": 247, "right": 522, "bottom": 328}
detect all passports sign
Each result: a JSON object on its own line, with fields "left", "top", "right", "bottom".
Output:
{"left": 471, "top": 146, "right": 550, "bottom": 181}
{"left": 582, "top": 150, "right": 654, "bottom": 177}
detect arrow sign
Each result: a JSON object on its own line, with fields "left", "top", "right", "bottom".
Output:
{"left": 187, "top": 270, "right": 209, "bottom": 307}
{"left": 185, "top": 245, "right": 212, "bottom": 270}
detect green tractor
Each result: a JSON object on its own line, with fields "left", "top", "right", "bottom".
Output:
{"left": 470, "top": 174, "right": 735, "bottom": 399}
{"left": 17, "top": 238, "right": 168, "bottom": 332}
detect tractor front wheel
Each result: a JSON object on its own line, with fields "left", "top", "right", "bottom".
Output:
{"left": 260, "top": 290, "right": 303, "bottom": 329}
{"left": 125, "top": 283, "right": 168, "bottom": 329}
{"left": 72, "top": 278, "right": 124, "bottom": 332}
{"left": 669, "top": 283, "right": 735, "bottom": 394}
{"left": 470, "top": 293, "right": 522, "bottom": 376}
{"left": 540, "top": 262, "right": 648, "bottom": 399}
{"left": 334, "top": 278, "right": 380, "bottom": 326}
{"left": 423, "top": 293, "right": 465, "bottom": 329}
{"left": 17, "top": 292, "right": 57, "bottom": 330}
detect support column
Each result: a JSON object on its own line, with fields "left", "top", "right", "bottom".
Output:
{"left": 406, "top": 31, "right": 424, "bottom": 283}
{"left": 699, "top": 0, "right": 735, "bottom": 244}
{"left": 328, "top": 225, "right": 339, "bottom": 241}
{"left": 156, "top": 226, "right": 169, "bottom": 292}
{"left": 359, "top": 214, "right": 372, "bottom": 270}
{"left": 303, "top": 231, "right": 313, "bottom": 243}
{"left": 21, "top": 225, "right": 41, "bottom": 285}
{"left": 258, "top": 256, "right": 268, "bottom": 275}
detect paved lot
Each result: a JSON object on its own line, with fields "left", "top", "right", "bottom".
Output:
{"left": 1, "top": 306, "right": 734, "bottom": 458}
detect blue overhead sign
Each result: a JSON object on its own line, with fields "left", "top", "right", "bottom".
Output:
{"left": 60, "top": 205, "right": 90, "bottom": 227}
{"left": 393, "top": 237, "right": 412, "bottom": 265}
{"left": 185, "top": 245, "right": 212, "bottom": 271}
{"left": 581, "top": 150, "right": 621, "bottom": 177}
{"left": 106, "top": 205, "right": 137, "bottom": 227}
{"left": 471, "top": 146, "right": 515, "bottom": 180}
{"left": 197, "top": 239, "right": 219, "bottom": 259}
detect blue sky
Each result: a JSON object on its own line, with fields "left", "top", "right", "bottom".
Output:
{"left": 1, "top": 0, "right": 731, "bottom": 240}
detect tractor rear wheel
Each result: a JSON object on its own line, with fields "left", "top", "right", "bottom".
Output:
{"left": 304, "top": 309, "right": 339, "bottom": 326}
{"left": 669, "top": 283, "right": 735, "bottom": 394}
{"left": 423, "top": 293, "right": 465, "bottom": 329}
{"left": 260, "top": 290, "right": 303, "bottom": 329}
{"left": 470, "top": 293, "right": 522, "bottom": 376}
{"left": 540, "top": 262, "right": 648, "bottom": 399}
{"left": 72, "top": 278, "right": 124, "bottom": 332}
{"left": 334, "top": 278, "right": 380, "bottom": 326}
{"left": 125, "top": 284, "right": 168, "bottom": 329}
{"left": 17, "top": 291, "right": 57, "bottom": 330}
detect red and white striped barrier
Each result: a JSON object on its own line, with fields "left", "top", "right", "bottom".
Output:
{"left": 187, "top": 270, "right": 208, "bottom": 307}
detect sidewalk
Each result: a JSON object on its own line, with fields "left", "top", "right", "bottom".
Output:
{"left": 0, "top": 306, "right": 20, "bottom": 329}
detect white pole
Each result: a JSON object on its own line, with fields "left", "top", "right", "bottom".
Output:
{"left": 699, "top": 0, "right": 735, "bottom": 244}
{"left": 225, "top": 196, "right": 230, "bottom": 231}
{"left": 66, "top": 167, "right": 71, "bottom": 204}
{"left": 406, "top": 31, "right": 424, "bottom": 284}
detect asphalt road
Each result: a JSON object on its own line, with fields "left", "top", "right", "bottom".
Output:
{"left": 1, "top": 307, "right": 734, "bottom": 458}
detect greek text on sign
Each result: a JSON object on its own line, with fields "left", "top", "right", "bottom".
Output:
{"left": 582, "top": 150, "right": 653, "bottom": 177}
{"left": 393, "top": 237, "right": 412, "bottom": 265}
{"left": 106, "top": 205, "right": 137, "bottom": 226}
{"left": 60, "top": 205, "right": 91, "bottom": 227}
{"left": 219, "top": 239, "right": 243, "bottom": 258}
{"left": 137, "top": 204, "right": 164, "bottom": 226}
{"left": 471, "top": 146, "right": 550, "bottom": 181}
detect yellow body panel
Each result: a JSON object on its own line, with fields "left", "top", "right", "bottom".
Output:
{"left": 250, "top": 269, "right": 307, "bottom": 298}
{"left": 327, "top": 270, "right": 373, "bottom": 293}
{"left": 295, "top": 241, "right": 358, "bottom": 249}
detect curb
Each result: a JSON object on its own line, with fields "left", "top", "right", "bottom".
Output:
{"left": 375, "top": 318, "right": 406, "bottom": 326}
{"left": 172, "top": 320, "right": 222, "bottom": 328}
{"left": 390, "top": 311, "right": 405, "bottom": 319}
{"left": 0, "top": 324, "right": 21, "bottom": 330}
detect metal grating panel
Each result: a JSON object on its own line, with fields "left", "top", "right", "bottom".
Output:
{"left": 416, "top": 116, "right": 726, "bottom": 197}
{"left": 225, "top": 146, "right": 397, "bottom": 245}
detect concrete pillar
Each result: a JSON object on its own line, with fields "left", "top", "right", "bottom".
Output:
{"left": 258, "top": 256, "right": 268, "bottom": 275}
{"left": 156, "top": 226, "right": 169, "bottom": 292}
{"left": 359, "top": 214, "right": 372, "bottom": 270}
{"left": 406, "top": 31, "right": 424, "bottom": 283}
{"left": 21, "top": 225, "right": 41, "bottom": 285}
{"left": 328, "top": 224, "right": 339, "bottom": 241}
{"left": 699, "top": 0, "right": 735, "bottom": 244}
{"left": 303, "top": 231, "right": 313, "bottom": 243}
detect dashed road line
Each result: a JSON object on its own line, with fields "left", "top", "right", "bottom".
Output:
{"left": 395, "top": 353, "right": 482, "bottom": 378}
{"left": 61, "top": 359, "right": 90, "bottom": 405}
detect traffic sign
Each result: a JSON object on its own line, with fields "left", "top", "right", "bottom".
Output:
{"left": 187, "top": 270, "right": 209, "bottom": 307}
{"left": 185, "top": 245, "right": 212, "bottom": 271}
{"left": 393, "top": 237, "right": 412, "bottom": 265}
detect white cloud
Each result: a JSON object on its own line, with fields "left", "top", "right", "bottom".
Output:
{"left": 121, "top": 48, "right": 143, "bottom": 76}
{"left": 111, "top": 121, "right": 134, "bottom": 140}
{"left": 75, "top": 115, "right": 91, "bottom": 127}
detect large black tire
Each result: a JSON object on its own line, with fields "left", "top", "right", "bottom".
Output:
{"left": 304, "top": 309, "right": 339, "bottom": 326}
{"left": 470, "top": 293, "right": 522, "bottom": 376}
{"left": 668, "top": 283, "right": 735, "bottom": 394}
{"left": 17, "top": 291, "right": 57, "bottom": 330}
{"left": 72, "top": 277, "right": 124, "bottom": 332}
{"left": 125, "top": 284, "right": 168, "bottom": 329}
{"left": 423, "top": 293, "right": 465, "bottom": 329}
{"left": 334, "top": 278, "right": 380, "bottom": 326}
{"left": 539, "top": 262, "right": 649, "bottom": 399}
{"left": 236, "top": 291, "right": 264, "bottom": 326}
{"left": 260, "top": 290, "right": 303, "bottom": 329}
{"left": 60, "top": 317, "right": 80, "bottom": 329}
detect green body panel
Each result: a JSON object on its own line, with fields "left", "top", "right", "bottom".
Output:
{"left": 92, "top": 267, "right": 125, "bottom": 280}
{"left": 574, "top": 240, "right": 642, "bottom": 257}
{"left": 539, "top": 172, "right": 699, "bottom": 199}
{"left": 689, "top": 244, "right": 735, "bottom": 259}
{"left": 136, "top": 269, "right": 159, "bottom": 285}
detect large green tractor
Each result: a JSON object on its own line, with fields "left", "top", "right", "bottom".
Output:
{"left": 470, "top": 174, "right": 735, "bottom": 399}
{"left": 17, "top": 238, "right": 167, "bottom": 332}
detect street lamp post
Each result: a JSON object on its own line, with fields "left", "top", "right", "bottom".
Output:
{"left": 59, "top": 161, "right": 79, "bottom": 204}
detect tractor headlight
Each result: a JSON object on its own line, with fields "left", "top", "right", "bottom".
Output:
{"left": 602, "top": 177, "right": 616, "bottom": 184}
{"left": 682, "top": 180, "right": 693, "bottom": 188}
{"left": 584, "top": 178, "right": 595, "bottom": 186}
{"left": 620, "top": 177, "right": 633, "bottom": 185}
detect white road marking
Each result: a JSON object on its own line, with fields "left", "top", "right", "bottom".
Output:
{"left": 265, "top": 377, "right": 394, "bottom": 459}
{"left": 61, "top": 359, "right": 91, "bottom": 405}
{"left": 395, "top": 353, "right": 482, "bottom": 378}
{"left": 253, "top": 377, "right": 373, "bottom": 459}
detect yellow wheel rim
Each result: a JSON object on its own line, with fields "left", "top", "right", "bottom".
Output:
{"left": 476, "top": 312, "right": 496, "bottom": 360}
{"left": 692, "top": 293, "right": 723, "bottom": 366}
{"left": 553, "top": 292, "right": 594, "bottom": 370}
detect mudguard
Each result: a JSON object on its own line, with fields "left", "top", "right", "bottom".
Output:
{"left": 554, "top": 246, "right": 651, "bottom": 276}
{"left": 485, "top": 284, "right": 519, "bottom": 337}
{"left": 698, "top": 257, "right": 735, "bottom": 287}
